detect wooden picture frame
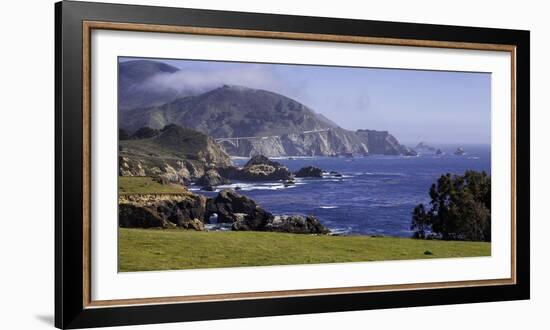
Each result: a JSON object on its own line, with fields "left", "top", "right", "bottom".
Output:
{"left": 55, "top": 1, "right": 530, "bottom": 328}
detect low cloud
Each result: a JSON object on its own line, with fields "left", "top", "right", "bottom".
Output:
{"left": 140, "top": 64, "right": 289, "bottom": 96}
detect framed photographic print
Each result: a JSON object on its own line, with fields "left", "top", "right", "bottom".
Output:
{"left": 55, "top": 1, "right": 530, "bottom": 328}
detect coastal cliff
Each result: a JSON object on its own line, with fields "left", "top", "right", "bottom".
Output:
{"left": 217, "top": 127, "right": 416, "bottom": 157}
{"left": 119, "top": 124, "right": 232, "bottom": 184}
{"left": 120, "top": 82, "right": 415, "bottom": 157}
{"left": 356, "top": 129, "right": 417, "bottom": 156}
{"left": 219, "top": 127, "right": 369, "bottom": 157}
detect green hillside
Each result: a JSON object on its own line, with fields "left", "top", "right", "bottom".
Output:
{"left": 119, "top": 228, "right": 491, "bottom": 272}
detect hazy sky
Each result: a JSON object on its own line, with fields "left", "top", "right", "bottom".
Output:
{"left": 121, "top": 57, "right": 491, "bottom": 145}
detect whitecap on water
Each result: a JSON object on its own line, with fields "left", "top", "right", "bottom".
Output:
{"left": 328, "top": 227, "right": 353, "bottom": 235}
{"left": 205, "top": 223, "right": 232, "bottom": 231}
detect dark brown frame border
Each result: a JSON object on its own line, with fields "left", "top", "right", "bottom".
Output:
{"left": 56, "top": 1, "right": 530, "bottom": 328}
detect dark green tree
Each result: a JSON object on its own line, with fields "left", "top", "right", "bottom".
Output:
{"left": 411, "top": 170, "right": 491, "bottom": 242}
{"left": 411, "top": 204, "right": 430, "bottom": 239}
{"left": 119, "top": 128, "right": 130, "bottom": 140}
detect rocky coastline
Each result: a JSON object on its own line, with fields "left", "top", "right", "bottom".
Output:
{"left": 119, "top": 188, "right": 330, "bottom": 235}
{"left": 119, "top": 154, "right": 341, "bottom": 234}
{"left": 117, "top": 121, "right": 418, "bottom": 236}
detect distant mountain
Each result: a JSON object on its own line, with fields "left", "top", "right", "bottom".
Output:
{"left": 120, "top": 85, "right": 334, "bottom": 137}
{"left": 119, "top": 60, "right": 181, "bottom": 110}
{"left": 118, "top": 62, "right": 414, "bottom": 157}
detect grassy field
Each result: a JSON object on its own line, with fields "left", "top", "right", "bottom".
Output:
{"left": 119, "top": 228, "right": 491, "bottom": 272}
{"left": 118, "top": 176, "right": 186, "bottom": 194}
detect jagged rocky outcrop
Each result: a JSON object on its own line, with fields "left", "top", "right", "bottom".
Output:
{"left": 119, "top": 189, "right": 330, "bottom": 234}
{"left": 208, "top": 189, "right": 329, "bottom": 234}
{"left": 119, "top": 155, "right": 204, "bottom": 184}
{"left": 119, "top": 124, "right": 233, "bottom": 183}
{"left": 207, "top": 189, "right": 274, "bottom": 228}
{"left": 225, "top": 155, "right": 293, "bottom": 181}
{"left": 264, "top": 215, "right": 330, "bottom": 234}
{"left": 119, "top": 193, "right": 208, "bottom": 230}
{"left": 196, "top": 169, "right": 230, "bottom": 187}
{"left": 454, "top": 147, "right": 466, "bottom": 156}
{"left": 355, "top": 129, "right": 416, "bottom": 156}
{"left": 295, "top": 166, "right": 323, "bottom": 178}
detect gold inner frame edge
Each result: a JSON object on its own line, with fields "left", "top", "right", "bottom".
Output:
{"left": 81, "top": 20, "right": 517, "bottom": 308}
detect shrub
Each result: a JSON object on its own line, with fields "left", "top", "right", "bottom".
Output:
{"left": 411, "top": 170, "right": 491, "bottom": 242}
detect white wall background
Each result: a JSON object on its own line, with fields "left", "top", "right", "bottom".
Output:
{"left": 0, "top": 0, "right": 546, "bottom": 329}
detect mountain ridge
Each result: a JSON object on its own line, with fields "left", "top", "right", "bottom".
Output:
{"left": 118, "top": 61, "right": 415, "bottom": 157}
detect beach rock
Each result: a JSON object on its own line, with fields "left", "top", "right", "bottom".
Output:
{"left": 240, "top": 164, "right": 293, "bottom": 181}
{"left": 245, "top": 155, "right": 282, "bottom": 167}
{"left": 401, "top": 147, "right": 418, "bottom": 156}
{"left": 265, "top": 215, "right": 330, "bottom": 234}
{"left": 216, "top": 166, "right": 242, "bottom": 180}
{"left": 119, "top": 204, "right": 171, "bottom": 228}
{"left": 201, "top": 185, "right": 215, "bottom": 191}
{"left": 196, "top": 169, "right": 230, "bottom": 187}
{"left": 172, "top": 195, "right": 208, "bottom": 225}
{"left": 454, "top": 147, "right": 466, "bottom": 156}
{"left": 179, "top": 218, "right": 205, "bottom": 231}
{"left": 207, "top": 189, "right": 274, "bottom": 226}
{"left": 295, "top": 166, "right": 323, "bottom": 178}
{"left": 238, "top": 155, "right": 293, "bottom": 181}
{"left": 118, "top": 193, "right": 207, "bottom": 229}
{"left": 284, "top": 179, "right": 295, "bottom": 187}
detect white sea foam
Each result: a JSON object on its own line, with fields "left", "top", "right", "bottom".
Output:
{"left": 328, "top": 227, "right": 353, "bottom": 235}
{"left": 363, "top": 172, "right": 407, "bottom": 177}
{"left": 205, "top": 223, "right": 232, "bottom": 231}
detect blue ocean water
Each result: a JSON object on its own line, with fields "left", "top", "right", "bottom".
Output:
{"left": 192, "top": 145, "right": 490, "bottom": 237}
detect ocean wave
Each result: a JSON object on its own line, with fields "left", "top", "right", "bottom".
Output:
{"left": 214, "top": 182, "right": 298, "bottom": 192}
{"left": 319, "top": 205, "right": 338, "bottom": 209}
{"left": 328, "top": 227, "right": 353, "bottom": 235}
{"left": 362, "top": 172, "right": 407, "bottom": 177}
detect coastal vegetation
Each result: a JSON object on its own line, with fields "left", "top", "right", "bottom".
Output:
{"left": 119, "top": 228, "right": 491, "bottom": 271}
{"left": 118, "top": 176, "right": 186, "bottom": 194}
{"left": 411, "top": 170, "right": 491, "bottom": 241}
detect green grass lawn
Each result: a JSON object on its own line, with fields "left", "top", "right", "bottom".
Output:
{"left": 119, "top": 176, "right": 186, "bottom": 194}
{"left": 119, "top": 228, "right": 491, "bottom": 272}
